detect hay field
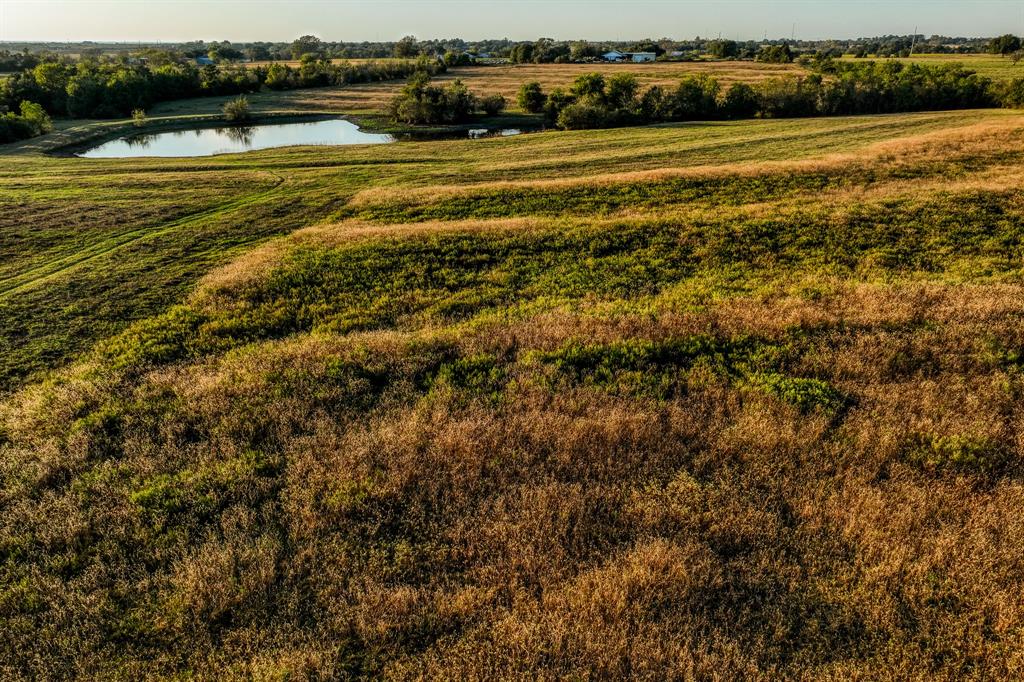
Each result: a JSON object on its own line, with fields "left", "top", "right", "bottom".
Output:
{"left": 149, "top": 60, "right": 806, "bottom": 117}
{"left": 2, "top": 108, "right": 1024, "bottom": 678}
{"left": 841, "top": 53, "right": 1023, "bottom": 81}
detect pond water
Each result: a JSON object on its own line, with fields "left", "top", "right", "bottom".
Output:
{"left": 78, "top": 119, "right": 395, "bottom": 158}
{"left": 77, "top": 118, "right": 535, "bottom": 158}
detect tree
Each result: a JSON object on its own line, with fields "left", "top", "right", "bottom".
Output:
{"left": 394, "top": 36, "right": 419, "bottom": 58}
{"left": 388, "top": 71, "right": 480, "bottom": 124}
{"left": 708, "top": 39, "right": 739, "bottom": 59}
{"left": 719, "top": 82, "right": 759, "bottom": 118}
{"left": 557, "top": 102, "right": 609, "bottom": 129}
{"left": 17, "top": 100, "right": 52, "bottom": 135}
{"left": 517, "top": 81, "right": 546, "bottom": 113}
{"left": 245, "top": 45, "right": 272, "bottom": 62}
{"left": 673, "top": 75, "right": 720, "bottom": 118}
{"left": 757, "top": 43, "right": 794, "bottom": 63}
{"left": 988, "top": 34, "right": 1022, "bottom": 56}
{"left": 510, "top": 43, "right": 533, "bottom": 64}
{"left": 480, "top": 94, "right": 506, "bottom": 115}
{"left": 570, "top": 41, "right": 598, "bottom": 61}
{"left": 290, "top": 35, "right": 323, "bottom": 60}
{"left": 264, "top": 63, "right": 292, "bottom": 90}
{"left": 605, "top": 73, "right": 639, "bottom": 110}
{"left": 571, "top": 73, "right": 606, "bottom": 103}
{"left": 65, "top": 73, "right": 105, "bottom": 117}
{"left": 630, "top": 40, "right": 665, "bottom": 56}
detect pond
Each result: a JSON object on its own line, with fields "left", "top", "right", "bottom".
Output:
{"left": 77, "top": 118, "right": 535, "bottom": 158}
{"left": 78, "top": 119, "right": 395, "bottom": 158}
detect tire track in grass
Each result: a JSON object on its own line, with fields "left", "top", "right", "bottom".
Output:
{"left": 0, "top": 171, "right": 286, "bottom": 299}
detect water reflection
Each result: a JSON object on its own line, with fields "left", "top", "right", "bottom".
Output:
{"left": 79, "top": 119, "right": 543, "bottom": 158}
{"left": 220, "top": 126, "right": 254, "bottom": 145}
{"left": 80, "top": 119, "right": 396, "bottom": 158}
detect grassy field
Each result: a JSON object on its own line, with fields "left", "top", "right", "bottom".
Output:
{"left": 841, "top": 53, "right": 1024, "bottom": 81}
{"left": 149, "top": 61, "right": 806, "bottom": 118}
{"left": 3, "top": 107, "right": 1024, "bottom": 678}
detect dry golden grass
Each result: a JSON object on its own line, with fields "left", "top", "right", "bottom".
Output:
{"left": 149, "top": 60, "right": 806, "bottom": 117}
{"left": 4, "top": 109, "right": 1024, "bottom": 678}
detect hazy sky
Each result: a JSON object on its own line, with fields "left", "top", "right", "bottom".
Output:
{"left": 1, "top": 0, "right": 1021, "bottom": 42}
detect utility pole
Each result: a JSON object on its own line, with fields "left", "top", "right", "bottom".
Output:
{"left": 909, "top": 25, "right": 918, "bottom": 57}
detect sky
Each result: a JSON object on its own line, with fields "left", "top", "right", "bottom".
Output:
{"left": 1, "top": 0, "right": 1021, "bottom": 43}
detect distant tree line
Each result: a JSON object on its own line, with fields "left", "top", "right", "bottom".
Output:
{"left": 0, "top": 56, "right": 443, "bottom": 119}
{"left": 2, "top": 33, "right": 1003, "bottom": 70}
{"left": 0, "top": 49, "right": 40, "bottom": 72}
{"left": 388, "top": 72, "right": 505, "bottom": 124}
{"left": 263, "top": 56, "right": 444, "bottom": 91}
{"left": 519, "top": 60, "right": 1001, "bottom": 130}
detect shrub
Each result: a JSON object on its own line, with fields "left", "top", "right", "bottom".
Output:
{"left": 388, "top": 72, "right": 481, "bottom": 124}
{"left": 222, "top": 95, "right": 250, "bottom": 122}
{"left": 719, "top": 82, "right": 759, "bottom": 118}
{"left": 672, "top": 75, "right": 720, "bottom": 119}
{"left": 556, "top": 102, "right": 611, "bottom": 130}
{"left": 904, "top": 433, "right": 1014, "bottom": 476}
{"left": 131, "top": 108, "right": 147, "bottom": 127}
{"left": 16, "top": 100, "right": 51, "bottom": 135}
{"left": 517, "top": 81, "right": 546, "bottom": 113}
{"left": 480, "top": 94, "right": 507, "bottom": 116}
{"left": 0, "top": 100, "right": 51, "bottom": 143}
{"left": 758, "top": 43, "right": 794, "bottom": 63}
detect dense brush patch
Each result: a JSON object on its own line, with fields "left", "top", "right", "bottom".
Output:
{"left": 2, "top": 114, "right": 1024, "bottom": 679}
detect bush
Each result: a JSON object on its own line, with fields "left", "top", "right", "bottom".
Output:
{"left": 222, "top": 96, "right": 250, "bottom": 122}
{"left": 758, "top": 43, "right": 794, "bottom": 63}
{"left": 999, "top": 78, "right": 1024, "bottom": 108}
{"left": 17, "top": 100, "right": 51, "bottom": 135}
{"left": 719, "top": 82, "right": 759, "bottom": 118}
{"left": 556, "top": 102, "right": 611, "bottom": 130}
{"left": 517, "top": 81, "right": 546, "bottom": 113}
{"left": 672, "top": 75, "right": 720, "bottom": 119}
{"left": 388, "top": 72, "right": 482, "bottom": 124}
{"left": 480, "top": 94, "right": 507, "bottom": 116}
{"left": 0, "top": 100, "right": 52, "bottom": 143}
{"left": 131, "top": 108, "right": 147, "bottom": 127}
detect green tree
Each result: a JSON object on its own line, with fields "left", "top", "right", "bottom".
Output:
{"left": 606, "top": 73, "right": 640, "bottom": 110}
{"left": 708, "top": 39, "right": 739, "bottom": 58}
{"left": 719, "top": 82, "right": 759, "bottom": 118}
{"left": 989, "top": 34, "right": 1022, "bottom": 56}
{"left": 673, "top": 75, "right": 720, "bottom": 118}
{"left": 264, "top": 63, "right": 292, "bottom": 90}
{"left": 517, "top": 81, "right": 546, "bottom": 113}
{"left": 758, "top": 43, "right": 794, "bottom": 63}
{"left": 571, "top": 73, "right": 606, "bottom": 103}
{"left": 570, "top": 41, "right": 598, "bottom": 61}
{"left": 557, "top": 102, "right": 609, "bottom": 129}
{"left": 480, "top": 94, "right": 506, "bottom": 116}
{"left": 290, "top": 35, "right": 323, "bottom": 60}
{"left": 18, "top": 100, "right": 52, "bottom": 135}
{"left": 394, "top": 36, "right": 419, "bottom": 58}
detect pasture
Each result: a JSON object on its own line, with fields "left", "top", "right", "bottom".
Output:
{"left": 3, "top": 105, "right": 1024, "bottom": 678}
{"left": 149, "top": 60, "right": 806, "bottom": 118}
{"left": 841, "top": 52, "right": 1024, "bottom": 80}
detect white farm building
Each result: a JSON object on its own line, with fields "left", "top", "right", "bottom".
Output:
{"left": 602, "top": 51, "right": 657, "bottom": 63}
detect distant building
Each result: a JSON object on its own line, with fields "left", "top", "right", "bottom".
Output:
{"left": 602, "top": 50, "right": 657, "bottom": 63}
{"left": 195, "top": 56, "right": 214, "bottom": 66}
